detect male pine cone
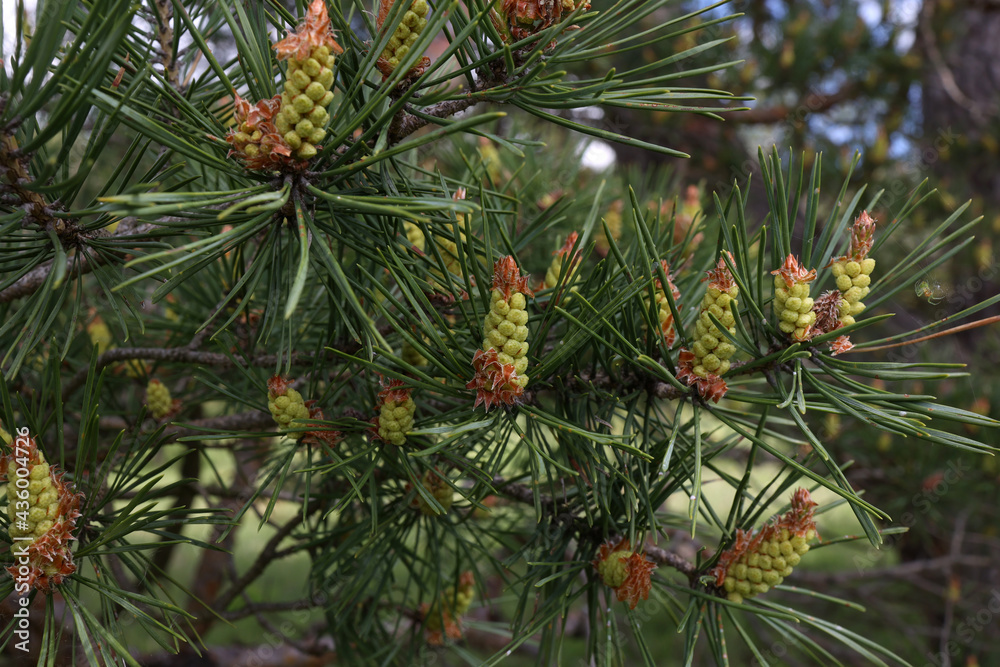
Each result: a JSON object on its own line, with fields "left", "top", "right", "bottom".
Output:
{"left": 691, "top": 255, "right": 739, "bottom": 377}
{"left": 414, "top": 469, "right": 453, "bottom": 515}
{"left": 274, "top": 46, "right": 335, "bottom": 160}
{"left": 829, "top": 210, "right": 877, "bottom": 328}
{"left": 378, "top": 0, "right": 430, "bottom": 76}
{"left": 1, "top": 435, "right": 82, "bottom": 591}
{"left": 267, "top": 376, "right": 311, "bottom": 432}
{"left": 146, "top": 379, "right": 173, "bottom": 419}
{"left": 375, "top": 380, "right": 416, "bottom": 446}
{"left": 772, "top": 254, "right": 817, "bottom": 341}
{"left": 273, "top": 0, "right": 342, "bottom": 160}
{"left": 712, "top": 489, "right": 819, "bottom": 604}
{"left": 483, "top": 279, "right": 530, "bottom": 384}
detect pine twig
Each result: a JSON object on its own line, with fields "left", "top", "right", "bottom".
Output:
{"left": 644, "top": 543, "right": 698, "bottom": 581}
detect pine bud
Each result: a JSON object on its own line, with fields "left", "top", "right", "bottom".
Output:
{"left": 413, "top": 468, "right": 453, "bottom": 516}
{"left": 497, "top": 0, "right": 590, "bottom": 41}
{"left": 146, "top": 378, "right": 175, "bottom": 419}
{"left": 273, "top": 0, "right": 343, "bottom": 160}
{"left": 423, "top": 571, "right": 475, "bottom": 645}
{"left": 1, "top": 434, "right": 82, "bottom": 592}
{"left": 376, "top": 0, "right": 432, "bottom": 79}
{"left": 225, "top": 94, "right": 294, "bottom": 170}
{"left": 771, "top": 254, "right": 817, "bottom": 341}
{"left": 401, "top": 340, "right": 428, "bottom": 367}
{"left": 592, "top": 538, "right": 657, "bottom": 609}
{"left": 373, "top": 378, "right": 416, "bottom": 446}
{"left": 711, "top": 488, "right": 819, "bottom": 604}
{"left": 467, "top": 257, "right": 532, "bottom": 410}
{"left": 645, "top": 259, "right": 681, "bottom": 346}
{"left": 267, "top": 375, "right": 312, "bottom": 433}
{"left": 543, "top": 232, "right": 581, "bottom": 291}
{"left": 87, "top": 317, "right": 112, "bottom": 355}
{"left": 677, "top": 252, "right": 739, "bottom": 403}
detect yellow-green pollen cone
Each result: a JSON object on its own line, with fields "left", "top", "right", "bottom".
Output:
{"left": 274, "top": 46, "right": 335, "bottom": 160}
{"left": 721, "top": 526, "right": 815, "bottom": 603}
{"left": 267, "top": 376, "right": 311, "bottom": 432}
{"left": 7, "top": 455, "right": 57, "bottom": 542}
{"left": 377, "top": 0, "right": 430, "bottom": 77}
{"left": 595, "top": 549, "right": 631, "bottom": 588}
{"left": 376, "top": 393, "right": 416, "bottom": 445}
{"left": 403, "top": 220, "right": 425, "bottom": 251}
{"left": 712, "top": 489, "right": 818, "bottom": 604}
{"left": 146, "top": 379, "right": 173, "bottom": 419}
{"left": 2, "top": 434, "right": 83, "bottom": 591}
{"left": 414, "top": 469, "right": 453, "bottom": 515}
{"left": 771, "top": 254, "right": 817, "bottom": 341}
{"left": 691, "top": 262, "right": 739, "bottom": 377}
{"left": 483, "top": 290, "right": 530, "bottom": 387}
{"left": 543, "top": 232, "right": 580, "bottom": 290}
{"left": 827, "top": 210, "right": 877, "bottom": 329}
{"left": 273, "top": 0, "right": 342, "bottom": 160}
{"left": 831, "top": 257, "right": 875, "bottom": 327}
{"left": 645, "top": 259, "right": 681, "bottom": 346}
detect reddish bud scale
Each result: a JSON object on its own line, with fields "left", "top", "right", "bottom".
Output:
{"left": 1, "top": 436, "right": 82, "bottom": 592}
{"left": 592, "top": 538, "right": 657, "bottom": 609}
{"left": 225, "top": 94, "right": 295, "bottom": 171}
{"left": 497, "top": 0, "right": 591, "bottom": 41}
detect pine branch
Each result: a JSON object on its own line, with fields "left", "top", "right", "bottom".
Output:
{"left": 732, "top": 82, "right": 859, "bottom": 124}
{"left": 644, "top": 543, "right": 698, "bottom": 581}
{"left": 0, "top": 218, "right": 157, "bottom": 303}
{"left": 195, "top": 508, "right": 317, "bottom": 634}
{"left": 388, "top": 59, "right": 510, "bottom": 144}
{"left": 60, "top": 348, "right": 334, "bottom": 401}
{"left": 0, "top": 130, "right": 60, "bottom": 232}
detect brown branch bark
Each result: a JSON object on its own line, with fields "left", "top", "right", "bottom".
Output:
{"left": 644, "top": 543, "right": 698, "bottom": 580}
{"left": 490, "top": 474, "right": 699, "bottom": 579}
{"left": 194, "top": 509, "right": 314, "bottom": 635}
{"left": 732, "top": 82, "right": 860, "bottom": 125}
{"left": 0, "top": 218, "right": 158, "bottom": 303}
{"left": 387, "top": 57, "right": 512, "bottom": 145}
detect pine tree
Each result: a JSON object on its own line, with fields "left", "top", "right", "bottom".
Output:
{"left": 1, "top": 1, "right": 997, "bottom": 665}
